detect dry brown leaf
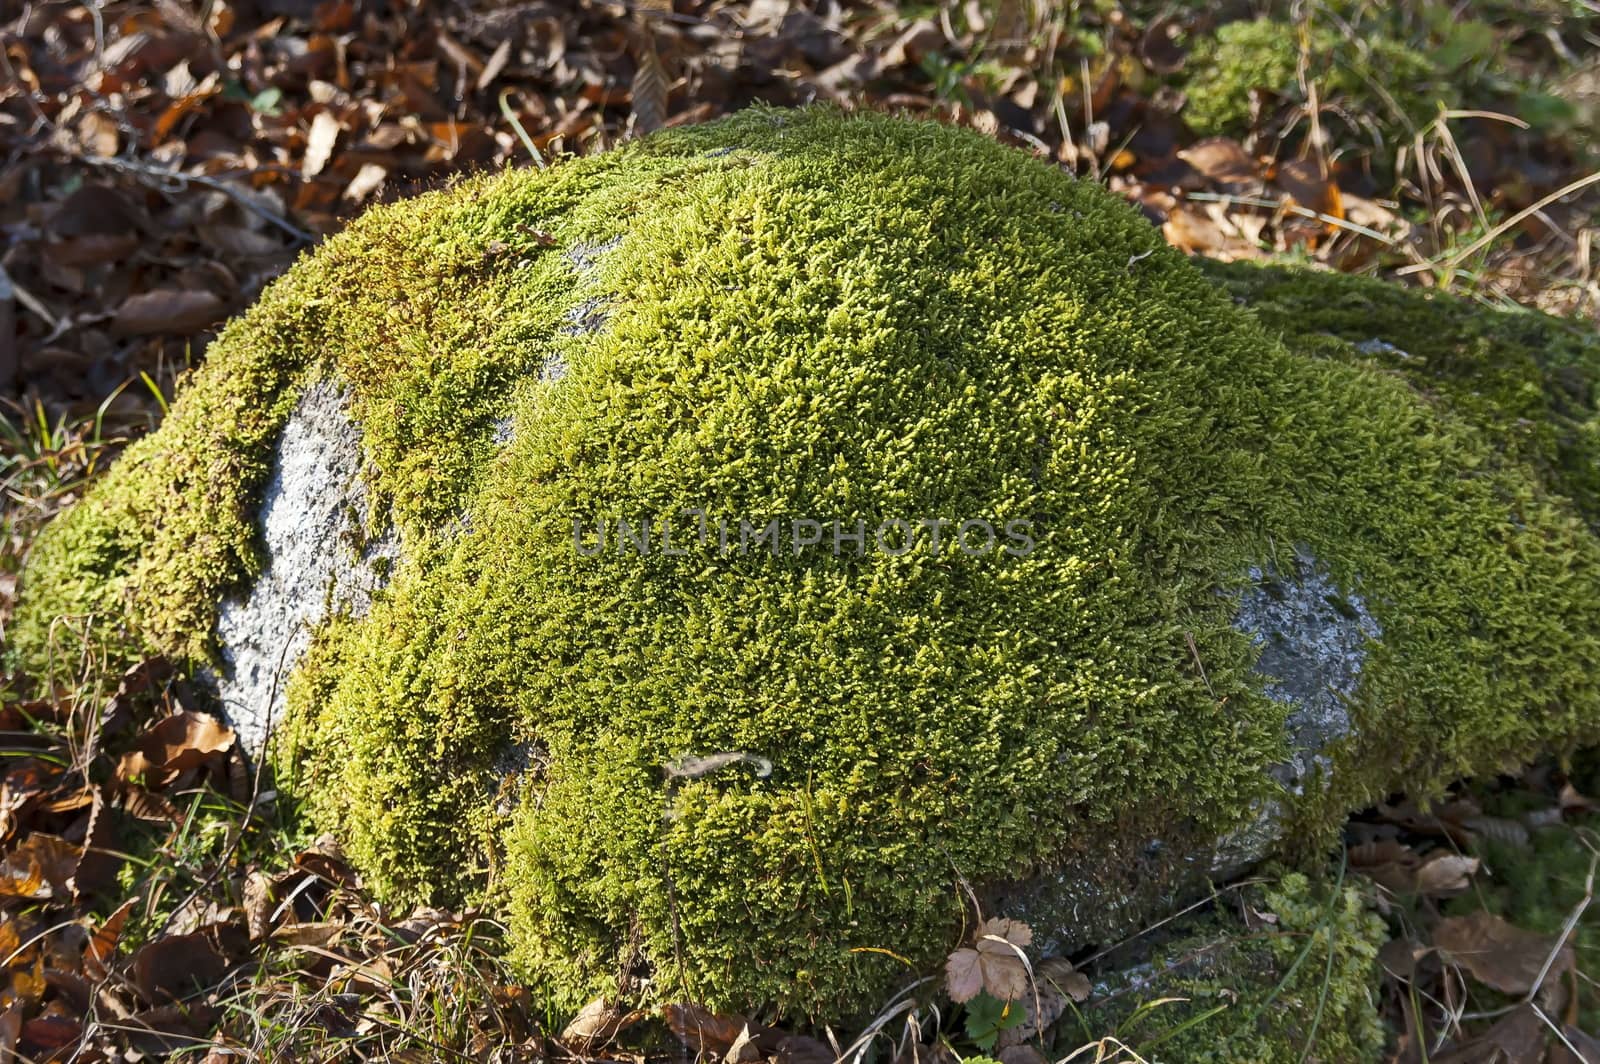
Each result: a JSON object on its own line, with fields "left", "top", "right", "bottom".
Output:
{"left": 271, "top": 921, "right": 345, "bottom": 949}
{"left": 1432, "top": 1003, "right": 1545, "bottom": 1064}
{"left": 123, "top": 786, "right": 182, "bottom": 822}
{"left": 112, "top": 290, "right": 225, "bottom": 336}
{"left": 1273, "top": 158, "right": 1340, "bottom": 218}
{"left": 1414, "top": 852, "right": 1479, "bottom": 895}
{"left": 725, "top": 1023, "right": 764, "bottom": 1064}
{"left": 1462, "top": 815, "right": 1531, "bottom": 849}
{"left": 947, "top": 916, "right": 1033, "bottom": 1003}
{"left": 242, "top": 869, "right": 276, "bottom": 941}
{"left": 70, "top": 789, "right": 122, "bottom": 899}
{"left": 118, "top": 710, "right": 234, "bottom": 787}
{"left": 1378, "top": 936, "right": 1425, "bottom": 980}
{"left": 1178, "top": 138, "right": 1260, "bottom": 191}
{"left": 303, "top": 110, "right": 341, "bottom": 178}
{"left": 560, "top": 997, "right": 644, "bottom": 1049}
{"left": 331, "top": 956, "right": 394, "bottom": 996}
{"left": 1546, "top": 1024, "right": 1600, "bottom": 1064}
{"left": 19, "top": 1013, "right": 80, "bottom": 1056}
{"left": 663, "top": 1003, "right": 760, "bottom": 1057}
{"left": 1349, "top": 837, "right": 1422, "bottom": 894}
{"left": 1163, "top": 206, "right": 1228, "bottom": 256}
{"left": 630, "top": 29, "right": 669, "bottom": 136}
{"left": 996, "top": 955, "right": 1086, "bottom": 1047}
{"left": 84, "top": 897, "right": 138, "bottom": 981}
{"left": 4, "top": 834, "right": 78, "bottom": 898}
{"left": 343, "top": 163, "right": 387, "bottom": 203}
{"left": 131, "top": 931, "right": 228, "bottom": 1005}
{"left": 78, "top": 111, "right": 119, "bottom": 157}
{"left": 1433, "top": 909, "right": 1573, "bottom": 999}
{"left": 879, "top": 19, "right": 944, "bottom": 68}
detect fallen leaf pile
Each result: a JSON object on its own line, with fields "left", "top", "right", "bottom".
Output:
{"left": 0, "top": 658, "right": 552, "bottom": 1060}
{"left": 1348, "top": 767, "right": 1600, "bottom": 1063}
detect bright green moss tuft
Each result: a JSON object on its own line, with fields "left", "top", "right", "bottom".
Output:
{"left": 12, "top": 108, "right": 1600, "bottom": 1019}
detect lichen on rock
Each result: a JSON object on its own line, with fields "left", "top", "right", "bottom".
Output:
{"left": 10, "top": 107, "right": 1600, "bottom": 1020}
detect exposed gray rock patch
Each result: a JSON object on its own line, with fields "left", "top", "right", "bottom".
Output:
{"left": 211, "top": 379, "right": 396, "bottom": 754}
{"left": 1355, "top": 337, "right": 1414, "bottom": 360}
{"left": 540, "top": 239, "right": 621, "bottom": 382}
{"left": 987, "top": 548, "right": 1382, "bottom": 954}
{"left": 565, "top": 236, "right": 621, "bottom": 274}
{"left": 562, "top": 296, "right": 610, "bottom": 338}
{"left": 1234, "top": 545, "right": 1380, "bottom": 794}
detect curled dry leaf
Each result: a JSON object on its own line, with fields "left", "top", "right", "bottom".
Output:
{"left": 1273, "top": 157, "right": 1342, "bottom": 219}
{"left": 629, "top": 28, "right": 669, "bottom": 136}
{"left": 663, "top": 1003, "right": 769, "bottom": 1057}
{"left": 303, "top": 110, "right": 341, "bottom": 178}
{"left": 1349, "top": 837, "right": 1422, "bottom": 894}
{"left": 725, "top": 1023, "right": 764, "bottom": 1064}
{"left": 996, "top": 955, "right": 1088, "bottom": 1047}
{"left": 83, "top": 897, "right": 138, "bottom": 981}
{"left": 3, "top": 835, "right": 78, "bottom": 898}
{"left": 117, "top": 710, "right": 235, "bottom": 786}
{"left": 1433, "top": 909, "right": 1573, "bottom": 999}
{"left": 242, "top": 869, "right": 277, "bottom": 941}
{"left": 1177, "top": 137, "right": 1260, "bottom": 192}
{"left": 1414, "top": 852, "right": 1480, "bottom": 896}
{"left": 70, "top": 789, "right": 122, "bottom": 899}
{"left": 560, "top": 996, "right": 644, "bottom": 1049}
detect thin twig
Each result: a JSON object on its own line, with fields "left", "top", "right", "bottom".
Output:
{"left": 1402, "top": 168, "right": 1600, "bottom": 276}
{"left": 1182, "top": 191, "right": 1400, "bottom": 244}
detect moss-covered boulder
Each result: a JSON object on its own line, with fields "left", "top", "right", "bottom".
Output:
{"left": 11, "top": 107, "right": 1600, "bottom": 1019}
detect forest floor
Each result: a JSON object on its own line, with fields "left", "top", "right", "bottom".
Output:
{"left": 1, "top": 0, "right": 1599, "bottom": 1060}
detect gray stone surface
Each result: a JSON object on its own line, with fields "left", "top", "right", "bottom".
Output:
{"left": 210, "top": 379, "right": 396, "bottom": 753}
{"left": 988, "top": 547, "right": 1382, "bottom": 953}
{"left": 212, "top": 237, "right": 627, "bottom": 755}
{"left": 1235, "top": 545, "right": 1380, "bottom": 794}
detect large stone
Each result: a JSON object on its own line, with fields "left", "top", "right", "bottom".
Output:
{"left": 12, "top": 108, "right": 1600, "bottom": 1019}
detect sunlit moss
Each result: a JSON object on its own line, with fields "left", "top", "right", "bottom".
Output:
{"left": 12, "top": 107, "right": 1600, "bottom": 1019}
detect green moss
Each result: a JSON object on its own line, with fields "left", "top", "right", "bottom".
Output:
{"left": 1182, "top": 19, "right": 1438, "bottom": 138}
{"left": 1092, "top": 872, "right": 1388, "bottom": 1063}
{"left": 1199, "top": 259, "right": 1600, "bottom": 524}
{"left": 12, "top": 107, "right": 1600, "bottom": 1020}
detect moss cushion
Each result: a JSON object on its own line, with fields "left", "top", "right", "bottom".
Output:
{"left": 11, "top": 107, "right": 1600, "bottom": 1019}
